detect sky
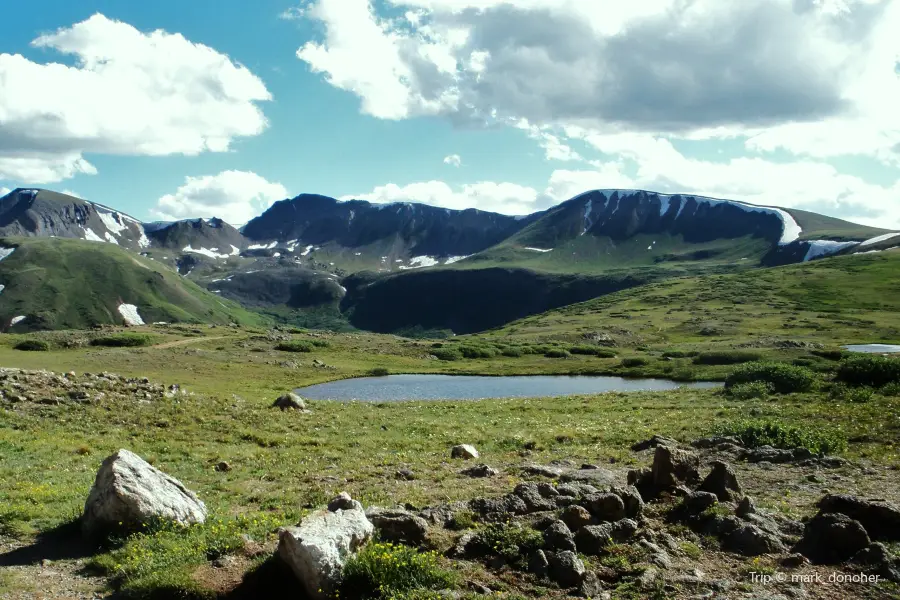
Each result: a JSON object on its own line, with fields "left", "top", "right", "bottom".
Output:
{"left": 0, "top": 0, "right": 899, "bottom": 227}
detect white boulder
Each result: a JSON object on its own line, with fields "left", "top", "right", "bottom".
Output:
{"left": 278, "top": 507, "right": 374, "bottom": 599}
{"left": 82, "top": 449, "right": 207, "bottom": 538}
{"left": 451, "top": 444, "right": 479, "bottom": 459}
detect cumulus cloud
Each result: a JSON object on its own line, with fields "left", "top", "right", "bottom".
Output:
{"left": 344, "top": 180, "right": 541, "bottom": 214}
{"left": 0, "top": 14, "right": 271, "bottom": 183}
{"left": 152, "top": 171, "right": 288, "bottom": 225}
{"left": 443, "top": 154, "right": 461, "bottom": 167}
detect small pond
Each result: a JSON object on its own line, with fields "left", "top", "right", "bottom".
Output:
{"left": 844, "top": 344, "right": 900, "bottom": 354}
{"left": 295, "top": 374, "right": 721, "bottom": 402}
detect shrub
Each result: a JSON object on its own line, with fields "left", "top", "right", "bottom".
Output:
{"left": 367, "top": 367, "right": 390, "bottom": 377}
{"left": 310, "top": 339, "right": 329, "bottom": 348}
{"left": 341, "top": 542, "right": 456, "bottom": 600}
{"left": 693, "top": 351, "right": 762, "bottom": 365}
{"left": 621, "top": 357, "right": 649, "bottom": 368}
{"left": 715, "top": 420, "right": 847, "bottom": 455}
{"left": 459, "top": 346, "right": 496, "bottom": 359}
{"left": 662, "top": 350, "right": 699, "bottom": 359}
{"left": 431, "top": 348, "right": 462, "bottom": 361}
{"left": 274, "top": 341, "right": 312, "bottom": 353}
{"left": 836, "top": 354, "right": 900, "bottom": 388}
{"left": 569, "top": 345, "right": 601, "bottom": 355}
{"left": 828, "top": 383, "right": 874, "bottom": 403}
{"left": 90, "top": 333, "right": 153, "bottom": 348}
{"left": 811, "top": 348, "right": 847, "bottom": 361}
{"left": 501, "top": 347, "right": 523, "bottom": 357}
{"left": 471, "top": 522, "right": 543, "bottom": 564}
{"left": 792, "top": 358, "right": 815, "bottom": 367}
{"left": 725, "top": 381, "right": 773, "bottom": 400}
{"left": 880, "top": 381, "right": 900, "bottom": 397}
{"left": 13, "top": 339, "right": 49, "bottom": 352}
{"left": 724, "top": 362, "right": 816, "bottom": 394}
{"left": 545, "top": 349, "right": 570, "bottom": 359}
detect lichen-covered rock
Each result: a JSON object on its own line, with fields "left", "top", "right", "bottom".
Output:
{"left": 575, "top": 519, "right": 638, "bottom": 555}
{"left": 366, "top": 508, "right": 429, "bottom": 546}
{"left": 794, "top": 513, "right": 871, "bottom": 564}
{"left": 817, "top": 494, "right": 900, "bottom": 541}
{"left": 652, "top": 445, "right": 700, "bottom": 490}
{"left": 723, "top": 524, "right": 786, "bottom": 556}
{"left": 82, "top": 449, "right": 207, "bottom": 539}
{"left": 451, "top": 444, "right": 479, "bottom": 459}
{"left": 560, "top": 505, "right": 594, "bottom": 531}
{"left": 584, "top": 493, "right": 625, "bottom": 522}
{"left": 278, "top": 508, "right": 374, "bottom": 600}
{"left": 547, "top": 550, "right": 586, "bottom": 587}
{"left": 514, "top": 482, "right": 556, "bottom": 513}
{"left": 543, "top": 520, "right": 577, "bottom": 552}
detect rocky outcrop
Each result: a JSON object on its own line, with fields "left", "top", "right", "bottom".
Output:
{"left": 278, "top": 506, "right": 374, "bottom": 600}
{"left": 82, "top": 449, "right": 207, "bottom": 538}
{"left": 450, "top": 444, "right": 479, "bottom": 459}
{"left": 272, "top": 392, "right": 306, "bottom": 410}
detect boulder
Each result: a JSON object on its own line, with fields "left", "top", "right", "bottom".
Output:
{"left": 327, "top": 492, "right": 362, "bottom": 512}
{"left": 631, "top": 435, "right": 678, "bottom": 451}
{"left": 514, "top": 483, "right": 556, "bottom": 513}
{"left": 460, "top": 464, "right": 498, "bottom": 478}
{"left": 683, "top": 491, "right": 719, "bottom": 515}
{"left": 575, "top": 520, "right": 638, "bottom": 555}
{"left": 451, "top": 444, "right": 479, "bottom": 459}
{"left": 548, "top": 550, "right": 586, "bottom": 587}
{"left": 82, "top": 449, "right": 207, "bottom": 538}
{"left": 528, "top": 549, "right": 550, "bottom": 577}
{"left": 543, "top": 520, "right": 577, "bottom": 552}
{"left": 746, "top": 446, "right": 812, "bottom": 464}
{"left": 794, "top": 513, "right": 871, "bottom": 564}
{"left": 278, "top": 508, "right": 374, "bottom": 600}
{"left": 613, "top": 485, "right": 644, "bottom": 520}
{"left": 851, "top": 543, "right": 900, "bottom": 583}
{"left": 817, "top": 494, "right": 900, "bottom": 541}
{"left": 652, "top": 446, "right": 700, "bottom": 490}
{"left": 469, "top": 494, "right": 528, "bottom": 519}
{"left": 272, "top": 392, "right": 306, "bottom": 410}
{"left": 584, "top": 493, "right": 626, "bottom": 522}
{"left": 559, "top": 468, "right": 618, "bottom": 487}
{"left": 577, "top": 571, "right": 603, "bottom": 598}
{"left": 723, "top": 524, "right": 786, "bottom": 556}
{"left": 366, "top": 508, "right": 430, "bottom": 546}
{"left": 736, "top": 496, "right": 756, "bottom": 518}
{"left": 560, "top": 505, "right": 594, "bottom": 531}
{"left": 697, "top": 461, "right": 743, "bottom": 502}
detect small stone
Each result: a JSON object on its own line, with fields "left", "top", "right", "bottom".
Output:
{"left": 327, "top": 492, "right": 362, "bottom": 512}
{"left": 459, "top": 464, "right": 498, "bottom": 478}
{"left": 724, "top": 524, "right": 786, "bottom": 556}
{"left": 736, "top": 496, "right": 756, "bottom": 518}
{"left": 578, "top": 571, "right": 603, "bottom": 597}
{"left": 396, "top": 468, "right": 416, "bottom": 481}
{"left": 272, "top": 392, "right": 306, "bottom": 410}
{"left": 450, "top": 444, "right": 479, "bottom": 459}
{"left": 214, "top": 461, "right": 231, "bottom": 472}
{"left": 561, "top": 505, "right": 594, "bottom": 531}
{"left": 528, "top": 549, "right": 549, "bottom": 577}
{"left": 697, "top": 460, "right": 743, "bottom": 502}
{"left": 683, "top": 491, "right": 719, "bottom": 515}
{"left": 584, "top": 493, "right": 626, "bottom": 522}
{"left": 780, "top": 553, "right": 809, "bottom": 569}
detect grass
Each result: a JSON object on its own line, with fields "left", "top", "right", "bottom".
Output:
{"left": 274, "top": 340, "right": 313, "bottom": 353}
{"left": 13, "top": 339, "right": 49, "bottom": 351}
{"left": 341, "top": 542, "right": 457, "bottom": 599}
{"left": 724, "top": 362, "right": 816, "bottom": 394}
{"left": 714, "top": 419, "right": 848, "bottom": 455}
{"left": 90, "top": 333, "right": 155, "bottom": 348}
{"left": 470, "top": 522, "right": 543, "bottom": 564}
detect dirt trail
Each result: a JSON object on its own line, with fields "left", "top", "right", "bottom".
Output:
{"left": 151, "top": 335, "right": 227, "bottom": 349}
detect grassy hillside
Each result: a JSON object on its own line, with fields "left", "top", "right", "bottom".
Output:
{"left": 787, "top": 207, "right": 892, "bottom": 241}
{"left": 0, "top": 237, "right": 269, "bottom": 331}
{"left": 483, "top": 248, "right": 900, "bottom": 349}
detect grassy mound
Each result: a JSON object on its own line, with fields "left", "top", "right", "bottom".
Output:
{"left": 724, "top": 362, "right": 816, "bottom": 394}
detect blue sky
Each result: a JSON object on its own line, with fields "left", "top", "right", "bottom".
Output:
{"left": 1, "top": 0, "right": 898, "bottom": 226}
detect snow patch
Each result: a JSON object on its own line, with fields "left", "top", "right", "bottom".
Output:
{"left": 301, "top": 245, "right": 315, "bottom": 256}
{"left": 182, "top": 245, "right": 232, "bottom": 259}
{"left": 859, "top": 232, "right": 900, "bottom": 247}
{"left": 83, "top": 227, "right": 104, "bottom": 242}
{"left": 354, "top": 252, "right": 362, "bottom": 256}
{"left": 444, "top": 255, "right": 470, "bottom": 264}
{"left": 97, "top": 210, "right": 128, "bottom": 236}
{"left": 398, "top": 256, "right": 440, "bottom": 270}
{"left": 117, "top": 303, "right": 145, "bottom": 326}
{"left": 104, "top": 231, "right": 119, "bottom": 245}
{"left": 137, "top": 227, "right": 151, "bottom": 248}
{"left": 802, "top": 240, "right": 859, "bottom": 262}
{"left": 10, "top": 315, "right": 26, "bottom": 326}
{"left": 248, "top": 242, "right": 278, "bottom": 250}
{"left": 230, "top": 245, "right": 240, "bottom": 256}
{"left": 0, "top": 247, "right": 14, "bottom": 262}
{"left": 0, "top": 284, "right": 4, "bottom": 295}
{"left": 582, "top": 198, "right": 594, "bottom": 236}
{"left": 523, "top": 247, "right": 553, "bottom": 253}
{"left": 273, "top": 252, "right": 281, "bottom": 258}
{"left": 338, "top": 285, "right": 347, "bottom": 293}
{"left": 658, "top": 194, "right": 672, "bottom": 217}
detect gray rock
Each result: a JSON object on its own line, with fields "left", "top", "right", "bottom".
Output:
{"left": 746, "top": 446, "right": 812, "bottom": 464}
{"left": 851, "top": 543, "right": 900, "bottom": 583}
{"left": 537, "top": 482, "right": 560, "bottom": 498}
{"left": 82, "top": 449, "right": 207, "bottom": 538}
{"left": 698, "top": 461, "right": 743, "bottom": 502}
{"left": 817, "top": 494, "right": 900, "bottom": 541}
{"left": 691, "top": 436, "right": 742, "bottom": 449}
{"left": 450, "top": 444, "right": 479, "bottom": 459}
{"left": 328, "top": 492, "right": 362, "bottom": 512}
{"left": 366, "top": 508, "right": 430, "bottom": 546}
{"left": 578, "top": 571, "right": 603, "bottom": 597}
{"left": 780, "top": 553, "right": 809, "bottom": 569}
{"left": 514, "top": 482, "right": 556, "bottom": 513}
{"left": 575, "top": 519, "right": 638, "bottom": 555}
{"left": 613, "top": 485, "right": 644, "bottom": 519}
{"left": 559, "top": 468, "right": 618, "bottom": 487}
{"left": 522, "top": 464, "right": 564, "bottom": 478}
{"left": 683, "top": 491, "right": 719, "bottom": 515}
{"left": 528, "top": 549, "right": 550, "bottom": 577}
{"left": 548, "top": 550, "right": 586, "bottom": 587}
{"left": 560, "top": 505, "right": 594, "bottom": 531}
{"left": 723, "top": 524, "right": 786, "bottom": 556}
{"left": 794, "top": 513, "right": 871, "bottom": 564}
{"left": 447, "top": 531, "right": 477, "bottom": 558}
{"left": 584, "top": 492, "right": 626, "bottom": 522}
{"left": 631, "top": 435, "right": 678, "bottom": 451}
{"left": 652, "top": 445, "right": 700, "bottom": 490}
{"left": 736, "top": 496, "right": 756, "bottom": 518}
{"left": 278, "top": 508, "right": 374, "bottom": 600}
{"left": 544, "top": 520, "right": 577, "bottom": 552}
{"left": 272, "top": 392, "right": 306, "bottom": 410}
{"left": 469, "top": 494, "right": 528, "bottom": 519}
{"left": 556, "top": 482, "right": 598, "bottom": 497}
{"left": 460, "top": 464, "right": 498, "bottom": 478}
{"left": 396, "top": 468, "right": 416, "bottom": 481}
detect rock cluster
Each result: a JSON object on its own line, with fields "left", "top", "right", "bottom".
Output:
{"left": 0, "top": 368, "right": 188, "bottom": 405}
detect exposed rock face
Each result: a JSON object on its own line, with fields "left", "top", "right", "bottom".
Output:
{"left": 278, "top": 508, "right": 374, "bottom": 600}
{"left": 82, "top": 449, "right": 207, "bottom": 538}
{"left": 366, "top": 508, "right": 430, "bottom": 546}
{"left": 575, "top": 520, "right": 639, "bottom": 555}
{"left": 451, "top": 444, "right": 479, "bottom": 459}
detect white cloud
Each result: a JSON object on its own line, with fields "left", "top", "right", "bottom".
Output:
{"left": 0, "top": 14, "right": 271, "bottom": 183}
{"left": 153, "top": 171, "right": 288, "bottom": 225}
{"left": 279, "top": 5, "right": 309, "bottom": 20}
{"left": 345, "top": 180, "right": 540, "bottom": 214}
{"left": 443, "top": 154, "right": 461, "bottom": 167}
{"left": 0, "top": 187, "right": 10, "bottom": 197}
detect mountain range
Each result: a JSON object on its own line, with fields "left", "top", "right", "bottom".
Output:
{"left": 1, "top": 186, "right": 897, "bottom": 333}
